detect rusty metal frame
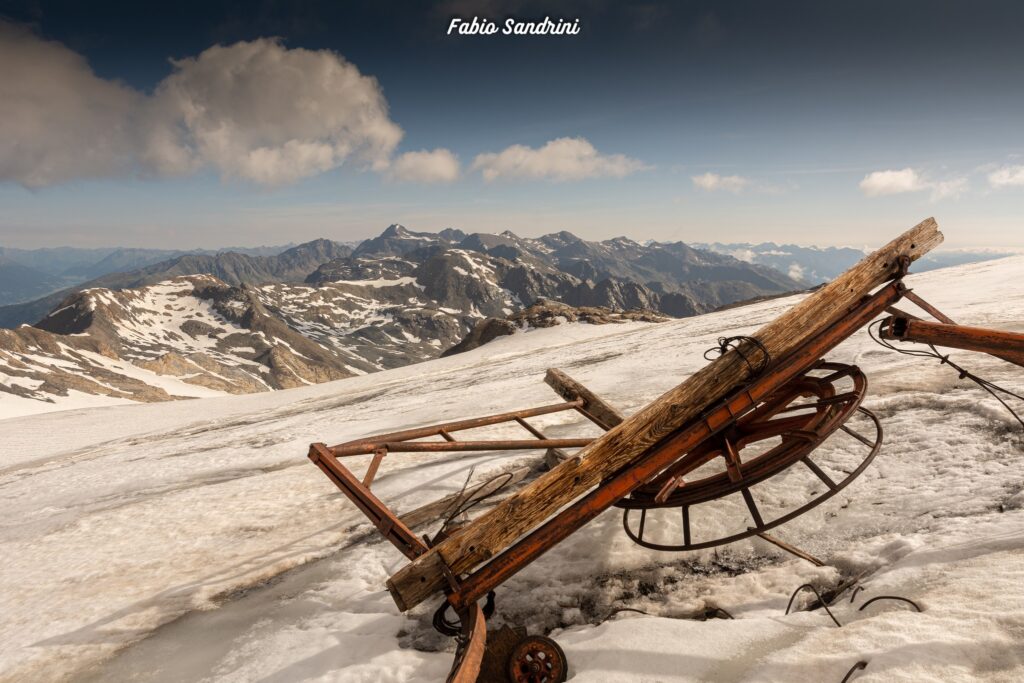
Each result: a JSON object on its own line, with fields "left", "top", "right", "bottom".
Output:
{"left": 444, "top": 281, "right": 906, "bottom": 612}
{"left": 305, "top": 270, "right": 1024, "bottom": 682}
{"left": 307, "top": 394, "right": 617, "bottom": 682}
{"left": 307, "top": 396, "right": 614, "bottom": 562}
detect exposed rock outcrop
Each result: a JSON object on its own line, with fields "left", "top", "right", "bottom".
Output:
{"left": 442, "top": 299, "right": 667, "bottom": 356}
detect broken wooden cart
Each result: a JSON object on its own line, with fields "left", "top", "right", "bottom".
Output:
{"left": 307, "top": 218, "right": 1024, "bottom": 682}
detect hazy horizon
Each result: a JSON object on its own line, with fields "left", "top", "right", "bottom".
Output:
{"left": 3, "top": 222, "right": 1023, "bottom": 254}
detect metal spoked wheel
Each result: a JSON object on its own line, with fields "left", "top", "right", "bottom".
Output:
{"left": 507, "top": 635, "right": 569, "bottom": 683}
{"left": 617, "top": 361, "right": 883, "bottom": 551}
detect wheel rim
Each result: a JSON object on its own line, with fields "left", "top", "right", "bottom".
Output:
{"left": 617, "top": 362, "right": 883, "bottom": 551}
{"left": 508, "top": 636, "right": 568, "bottom": 683}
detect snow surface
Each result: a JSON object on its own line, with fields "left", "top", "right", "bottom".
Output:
{"left": 1, "top": 256, "right": 1023, "bottom": 682}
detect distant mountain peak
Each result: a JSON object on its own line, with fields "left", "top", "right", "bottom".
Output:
{"left": 381, "top": 224, "right": 410, "bottom": 238}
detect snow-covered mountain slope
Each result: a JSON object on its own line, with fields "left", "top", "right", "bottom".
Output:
{"left": 0, "top": 275, "right": 359, "bottom": 417}
{"left": 1, "top": 256, "right": 1023, "bottom": 682}
{"left": 0, "top": 246, "right": 676, "bottom": 417}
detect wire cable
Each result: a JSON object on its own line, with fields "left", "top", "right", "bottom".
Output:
{"left": 868, "top": 320, "right": 1024, "bottom": 429}
{"left": 704, "top": 335, "right": 772, "bottom": 376}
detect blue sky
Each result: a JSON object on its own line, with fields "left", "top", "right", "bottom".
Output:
{"left": 1, "top": 0, "right": 1023, "bottom": 248}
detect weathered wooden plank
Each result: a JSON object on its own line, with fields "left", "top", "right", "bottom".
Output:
{"left": 387, "top": 218, "right": 943, "bottom": 611}
{"left": 884, "top": 317, "right": 1024, "bottom": 368}
{"left": 544, "top": 368, "right": 625, "bottom": 430}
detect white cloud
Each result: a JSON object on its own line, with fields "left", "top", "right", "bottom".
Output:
{"left": 858, "top": 168, "right": 927, "bottom": 196}
{"left": 988, "top": 165, "right": 1024, "bottom": 189}
{"left": 691, "top": 172, "right": 749, "bottom": 192}
{"left": 0, "top": 24, "right": 410, "bottom": 187}
{"left": 859, "top": 167, "right": 967, "bottom": 201}
{"left": 0, "top": 22, "right": 142, "bottom": 187}
{"left": 930, "top": 177, "right": 968, "bottom": 200}
{"left": 388, "top": 148, "right": 460, "bottom": 183}
{"left": 471, "top": 137, "right": 648, "bottom": 182}
{"left": 144, "top": 38, "right": 403, "bottom": 185}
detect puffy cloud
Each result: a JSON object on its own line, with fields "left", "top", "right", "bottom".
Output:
{"left": 0, "top": 25, "right": 405, "bottom": 187}
{"left": 858, "top": 168, "right": 927, "bottom": 196}
{"left": 988, "top": 165, "right": 1024, "bottom": 189}
{"left": 388, "top": 148, "right": 460, "bottom": 183}
{"left": 0, "top": 23, "right": 142, "bottom": 187}
{"left": 471, "top": 137, "right": 648, "bottom": 182}
{"left": 859, "top": 167, "right": 966, "bottom": 201}
{"left": 145, "top": 38, "right": 403, "bottom": 184}
{"left": 691, "top": 172, "right": 749, "bottom": 192}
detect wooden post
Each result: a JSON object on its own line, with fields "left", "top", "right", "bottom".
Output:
{"left": 544, "top": 368, "right": 625, "bottom": 430}
{"left": 386, "top": 218, "right": 943, "bottom": 611}
{"left": 883, "top": 317, "right": 1024, "bottom": 368}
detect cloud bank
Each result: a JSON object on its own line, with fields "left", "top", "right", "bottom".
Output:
{"left": 471, "top": 137, "right": 648, "bottom": 182}
{"left": 0, "top": 24, "right": 429, "bottom": 187}
{"left": 691, "top": 172, "right": 749, "bottom": 192}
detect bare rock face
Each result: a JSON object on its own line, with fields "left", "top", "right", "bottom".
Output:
{"left": 442, "top": 299, "right": 667, "bottom": 356}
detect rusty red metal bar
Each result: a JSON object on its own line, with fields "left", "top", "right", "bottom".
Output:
{"left": 308, "top": 442, "right": 428, "bottom": 560}
{"left": 446, "top": 604, "right": 486, "bottom": 683}
{"left": 336, "top": 438, "right": 593, "bottom": 454}
{"left": 329, "top": 399, "right": 586, "bottom": 455}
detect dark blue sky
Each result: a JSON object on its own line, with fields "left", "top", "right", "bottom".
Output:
{"left": 2, "top": 0, "right": 1023, "bottom": 248}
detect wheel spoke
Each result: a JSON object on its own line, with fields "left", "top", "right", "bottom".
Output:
{"left": 722, "top": 438, "right": 744, "bottom": 483}
{"left": 741, "top": 487, "right": 765, "bottom": 528}
{"left": 775, "top": 391, "right": 859, "bottom": 414}
{"left": 801, "top": 456, "right": 837, "bottom": 489}
{"left": 737, "top": 414, "right": 816, "bottom": 443}
{"left": 840, "top": 423, "right": 875, "bottom": 447}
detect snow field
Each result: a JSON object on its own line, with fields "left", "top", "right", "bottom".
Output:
{"left": 0, "top": 256, "right": 1022, "bottom": 681}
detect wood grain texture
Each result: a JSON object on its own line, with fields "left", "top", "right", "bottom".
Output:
{"left": 387, "top": 218, "right": 943, "bottom": 611}
{"left": 890, "top": 318, "right": 1024, "bottom": 368}
{"left": 544, "top": 368, "right": 625, "bottom": 430}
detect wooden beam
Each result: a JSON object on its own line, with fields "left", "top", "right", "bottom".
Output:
{"left": 883, "top": 317, "right": 1024, "bottom": 369}
{"left": 386, "top": 218, "right": 943, "bottom": 611}
{"left": 544, "top": 368, "right": 625, "bottom": 430}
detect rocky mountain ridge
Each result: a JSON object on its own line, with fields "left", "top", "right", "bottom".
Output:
{"left": 0, "top": 225, "right": 809, "bottom": 412}
{"left": 0, "top": 240, "right": 353, "bottom": 328}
